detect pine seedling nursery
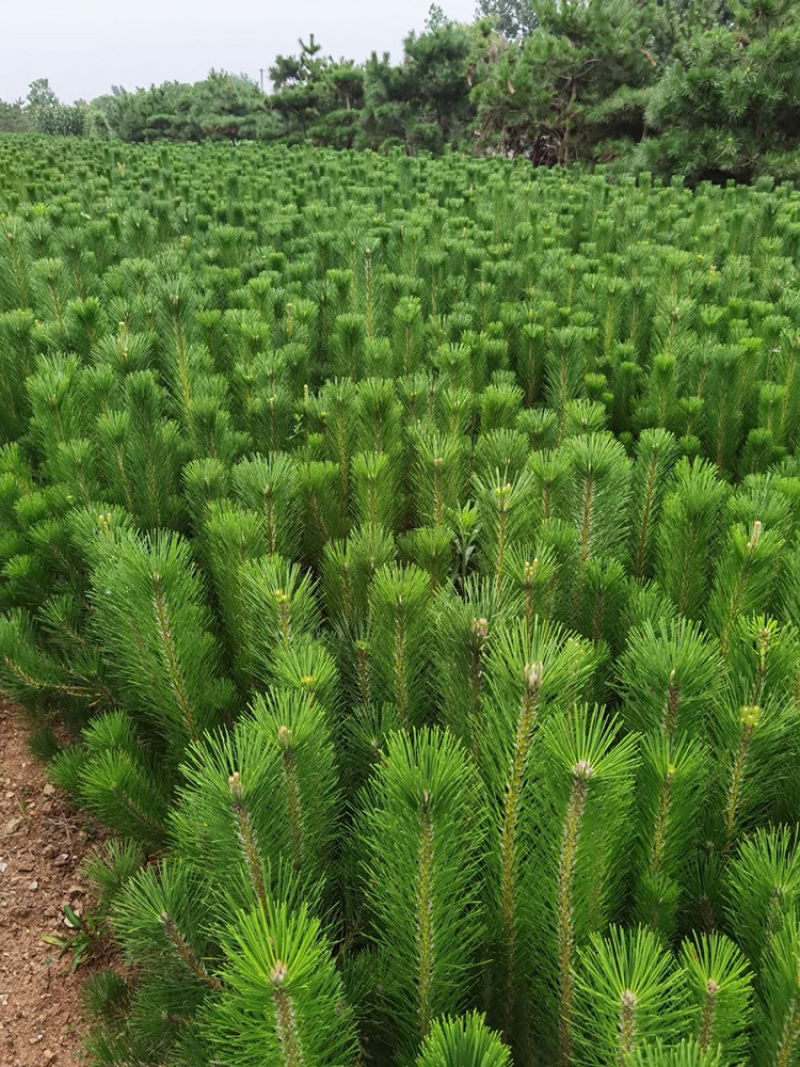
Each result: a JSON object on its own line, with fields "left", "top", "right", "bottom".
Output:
{"left": 5, "top": 137, "right": 800, "bottom": 1067}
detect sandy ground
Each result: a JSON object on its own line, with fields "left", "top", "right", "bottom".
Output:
{"left": 0, "top": 700, "right": 106, "bottom": 1067}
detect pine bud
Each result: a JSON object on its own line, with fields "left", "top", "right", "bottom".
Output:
{"left": 573, "top": 758, "right": 595, "bottom": 781}
{"left": 746, "top": 520, "right": 762, "bottom": 551}
{"left": 525, "top": 661, "right": 543, "bottom": 691}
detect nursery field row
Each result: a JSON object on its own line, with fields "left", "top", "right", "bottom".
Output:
{"left": 2, "top": 138, "right": 800, "bottom": 1066}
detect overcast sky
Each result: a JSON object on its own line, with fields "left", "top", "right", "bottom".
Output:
{"left": 2, "top": 0, "right": 479, "bottom": 104}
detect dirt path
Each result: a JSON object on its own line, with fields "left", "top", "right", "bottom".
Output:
{"left": 0, "top": 701, "right": 104, "bottom": 1067}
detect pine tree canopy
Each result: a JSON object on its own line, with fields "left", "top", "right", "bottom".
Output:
{"left": 4, "top": 0, "right": 800, "bottom": 184}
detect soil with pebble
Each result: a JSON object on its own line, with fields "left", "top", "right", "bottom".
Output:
{"left": 0, "top": 700, "right": 109, "bottom": 1067}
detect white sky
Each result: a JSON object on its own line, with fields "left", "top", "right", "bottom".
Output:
{"left": 1, "top": 0, "right": 479, "bottom": 104}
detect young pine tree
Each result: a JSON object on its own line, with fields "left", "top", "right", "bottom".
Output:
{"left": 89, "top": 531, "right": 236, "bottom": 766}
{"left": 204, "top": 899, "right": 359, "bottom": 1067}
{"left": 367, "top": 564, "right": 432, "bottom": 728}
{"left": 572, "top": 925, "right": 684, "bottom": 1066}
{"left": 678, "top": 932, "right": 753, "bottom": 1063}
{"left": 524, "top": 704, "right": 639, "bottom": 1065}
{"left": 171, "top": 689, "right": 338, "bottom": 914}
{"left": 480, "top": 618, "right": 596, "bottom": 1048}
{"left": 415, "top": 1012, "right": 510, "bottom": 1067}
{"left": 360, "top": 728, "right": 485, "bottom": 1055}
{"left": 633, "top": 733, "right": 709, "bottom": 941}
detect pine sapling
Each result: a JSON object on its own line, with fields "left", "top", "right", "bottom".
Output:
{"left": 90, "top": 531, "right": 236, "bottom": 765}
{"left": 724, "top": 827, "right": 800, "bottom": 972}
{"left": 524, "top": 704, "right": 639, "bottom": 1065}
{"left": 415, "top": 1012, "right": 510, "bottom": 1067}
{"left": 205, "top": 899, "right": 358, "bottom": 1067}
{"left": 633, "top": 733, "right": 708, "bottom": 940}
{"left": 573, "top": 925, "right": 684, "bottom": 1066}
{"left": 360, "top": 728, "right": 485, "bottom": 1053}
{"left": 367, "top": 564, "right": 431, "bottom": 728}
{"left": 678, "top": 933, "right": 753, "bottom": 1063}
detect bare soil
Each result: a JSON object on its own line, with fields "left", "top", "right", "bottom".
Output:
{"left": 0, "top": 700, "right": 107, "bottom": 1066}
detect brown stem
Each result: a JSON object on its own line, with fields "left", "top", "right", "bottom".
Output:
{"left": 271, "top": 962, "right": 305, "bottom": 1067}
{"left": 416, "top": 791, "right": 435, "bottom": 1039}
{"left": 557, "top": 761, "right": 593, "bottom": 1067}
{"left": 229, "top": 772, "right": 268, "bottom": 910}
{"left": 498, "top": 665, "right": 541, "bottom": 1041}
{"left": 160, "top": 913, "right": 221, "bottom": 990}
{"left": 279, "top": 727, "right": 305, "bottom": 873}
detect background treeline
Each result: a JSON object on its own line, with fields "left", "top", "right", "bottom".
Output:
{"left": 3, "top": 0, "right": 800, "bottom": 184}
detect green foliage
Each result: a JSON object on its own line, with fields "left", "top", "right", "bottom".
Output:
{"left": 526, "top": 704, "right": 639, "bottom": 1062}
{"left": 173, "top": 689, "right": 339, "bottom": 909}
{"left": 3, "top": 140, "right": 800, "bottom": 1067}
{"left": 632, "top": 733, "right": 708, "bottom": 939}
{"left": 96, "top": 72, "right": 274, "bottom": 143}
{"left": 725, "top": 827, "right": 800, "bottom": 969}
{"left": 476, "top": 0, "right": 537, "bottom": 40}
{"left": 361, "top": 728, "right": 485, "bottom": 1050}
{"left": 573, "top": 925, "right": 684, "bottom": 1065}
{"left": 679, "top": 932, "right": 753, "bottom": 1062}
{"left": 89, "top": 532, "right": 235, "bottom": 762}
{"left": 625, "top": 1041, "right": 722, "bottom": 1067}
{"left": 415, "top": 1011, "right": 510, "bottom": 1067}
{"left": 7, "top": 1, "right": 800, "bottom": 180}
{"left": 640, "top": 0, "right": 800, "bottom": 183}
{"left": 472, "top": 0, "right": 660, "bottom": 163}
{"left": 204, "top": 899, "right": 358, "bottom": 1067}
{"left": 752, "top": 913, "right": 800, "bottom": 1067}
